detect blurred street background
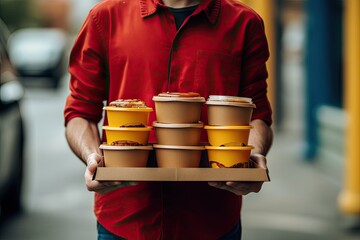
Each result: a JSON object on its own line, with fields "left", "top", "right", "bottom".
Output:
{"left": 0, "top": 0, "right": 359, "bottom": 239}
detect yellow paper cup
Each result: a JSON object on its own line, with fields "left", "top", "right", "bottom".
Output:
{"left": 103, "top": 106, "right": 153, "bottom": 127}
{"left": 204, "top": 125, "right": 252, "bottom": 147}
{"left": 205, "top": 145, "right": 254, "bottom": 168}
{"left": 103, "top": 126, "right": 152, "bottom": 145}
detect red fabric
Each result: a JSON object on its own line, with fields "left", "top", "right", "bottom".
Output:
{"left": 64, "top": 0, "right": 272, "bottom": 239}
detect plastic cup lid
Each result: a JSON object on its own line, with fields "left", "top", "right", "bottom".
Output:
{"left": 208, "top": 95, "right": 253, "bottom": 103}
{"left": 99, "top": 144, "right": 153, "bottom": 150}
{"left": 158, "top": 92, "right": 201, "bottom": 97}
{"left": 205, "top": 145, "right": 254, "bottom": 150}
{"left": 153, "top": 144, "right": 205, "bottom": 150}
{"left": 102, "top": 126, "right": 153, "bottom": 131}
{"left": 204, "top": 125, "right": 253, "bottom": 130}
{"left": 153, "top": 121, "right": 204, "bottom": 128}
{"left": 205, "top": 100, "right": 256, "bottom": 108}
{"left": 103, "top": 106, "right": 153, "bottom": 111}
{"left": 153, "top": 92, "right": 205, "bottom": 102}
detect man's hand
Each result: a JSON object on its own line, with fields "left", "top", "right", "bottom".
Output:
{"left": 65, "top": 118, "right": 137, "bottom": 194}
{"left": 85, "top": 153, "right": 137, "bottom": 194}
{"left": 208, "top": 153, "right": 267, "bottom": 195}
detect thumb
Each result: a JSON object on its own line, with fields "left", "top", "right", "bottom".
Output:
{"left": 86, "top": 153, "right": 102, "bottom": 175}
{"left": 250, "top": 153, "right": 267, "bottom": 169}
{"left": 87, "top": 159, "right": 98, "bottom": 175}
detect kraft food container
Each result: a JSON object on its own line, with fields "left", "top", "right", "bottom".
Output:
{"left": 99, "top": 144, "right": 153, "bottom": 167}
{"left": 206, "top": 100, "right": 256, "bottom": 126}
{"left": 152, "top": 96, "right": 205, "bottom": 123}
{"left": 102, "top": 126, "right": 152, "bottom": 145}
{"left": 103, "top": 106, "right": 153, "bottom": 127}
{"left": 153, "top": 144, "right": 204, "bottom": 168}
{"left": 153, "top": 121, "right": 204, "bottom": 146}
{"left": 204, "top": 125, "right": 253, "bottom": 147}
{"left": 205, "top": 145, "right": 254, "bottom": 168}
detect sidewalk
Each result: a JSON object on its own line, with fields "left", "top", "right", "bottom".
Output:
{"left": 241, "top": 128, "right": 360, "bottom": 240}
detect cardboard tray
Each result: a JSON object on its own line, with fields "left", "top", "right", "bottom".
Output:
{"left": 94, "top": 166, "right": 270, "bottom": 182}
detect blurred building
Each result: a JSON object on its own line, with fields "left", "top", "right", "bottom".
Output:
{"left": 241, "top": 0, "right": 359, "bottom": 222}
{"left": 32, "top": 0, "right": 99, "bottom": 33}
{"left": 0, "top": 0, "right": 98, "bottom": 33}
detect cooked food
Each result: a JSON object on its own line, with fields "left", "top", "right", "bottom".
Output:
{"left": 209, "top": 161, "right": 249, "bottom": 168}
{"left": 119, "top": 123, "right": 146, "bottom": 128}
{"left": 110, "top": 140, "right": 144, "bottom": 146}
{"left": 158, "top": 92, "right": 201, "bottom": 98}
{"left": 109, "top": 99, "right": 148, "bottom": 108}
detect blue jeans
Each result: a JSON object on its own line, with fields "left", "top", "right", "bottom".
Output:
{"left": 97, "top": 222, "right": 241, "bottom": 240}
{"left": 97, "top": 223, "right": 126, "bottom": 240}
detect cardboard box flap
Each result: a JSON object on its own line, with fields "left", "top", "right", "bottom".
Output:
{"left": 94, "top": 167, "right": 270, "bottom": 182}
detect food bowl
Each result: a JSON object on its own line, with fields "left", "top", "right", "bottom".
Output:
{"left": 152, "top": 94, "right": 205, "bottom": 123}
{"left": 102, "top": 126, "right": 152, "bottom": 145}
{"left": 103, "top": 106, "right": 153, "bottom": 127}
{"left": 153, "top": 121, "right": 204, "bottom": 146}
{"left": 206, "top": 97, "right": 255, "bottom": 126}
{"left": 205, "top": 145, "right": 254, "bottom": 168}
{"left": 204, "top": 125, "right": 252, "bottom": 146}
{"left": 153, "top": 144, "right": 204, "bottom": 168}
{"left": 99, "top": 144, "right": 152, "bottom": 167}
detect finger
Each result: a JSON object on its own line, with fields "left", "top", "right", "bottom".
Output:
{"left": 86, "top": 180, "right": 118, "bottom": 192}
{"left": 250, "top": 154, "right": 267, "bottom": 168}
{"left": 96, "top": 182, "right": 123, "bottom": 193}
{"left": 98, "top": 158, "right": 105, "bottom": 167}
{"left": 101, "top": 181, "right": 138, "bottom": 187}
{"left": 208, "top": 181, "right": 225, "bottom": 189}
{"left": 87, "top": 159, "right": 98, "bottom": 175}
{"left": 97, "top": 185, "right": 122, "bottom": 194}
{"left": 226, "top": 181, "right": 263, "bottom": 193}
{"left": 209, "top": 181, "right": 263, "bottom": 195}
{"left": 100, "top": 181, "right": 123, "bottom": 187}
{"left": 96, "top": 182, "right": 138, "bottom": 194}
{"left": 209, "top": 181, "right": 246, "bottom": 195}
{"left": 209, "top": 181, "right": 241, "bottom": 193}
{"left": 87, "top": 180, "right": 138, "bottom": 193}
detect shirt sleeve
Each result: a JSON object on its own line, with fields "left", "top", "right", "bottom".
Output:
{"left": 239, "top": 14, "right": 273, "bottom": 126}
{"left": 64, "top": 9, "right": 108, "bottom": 126}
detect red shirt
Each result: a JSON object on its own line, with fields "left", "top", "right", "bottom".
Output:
{"left": 64, "top": 0, "right": 272, "bottom": 239}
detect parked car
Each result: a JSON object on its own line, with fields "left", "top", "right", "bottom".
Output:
{"left": 7, "top": 27, "right": 68, "bottom": 88}
{"left": 0, "top": 18, "right": 25, "bottom": 220}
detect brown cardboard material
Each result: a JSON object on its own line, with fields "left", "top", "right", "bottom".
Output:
{"left": 94, "top": 166, "right": 270, "bottom": 182}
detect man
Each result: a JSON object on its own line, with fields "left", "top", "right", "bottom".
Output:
{"left": 64, "top": 0, "right": 273, "bottom": 239}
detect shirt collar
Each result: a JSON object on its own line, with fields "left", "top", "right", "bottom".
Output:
{"left": 139, "top": 0, "right": 221, "bottom": 25}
